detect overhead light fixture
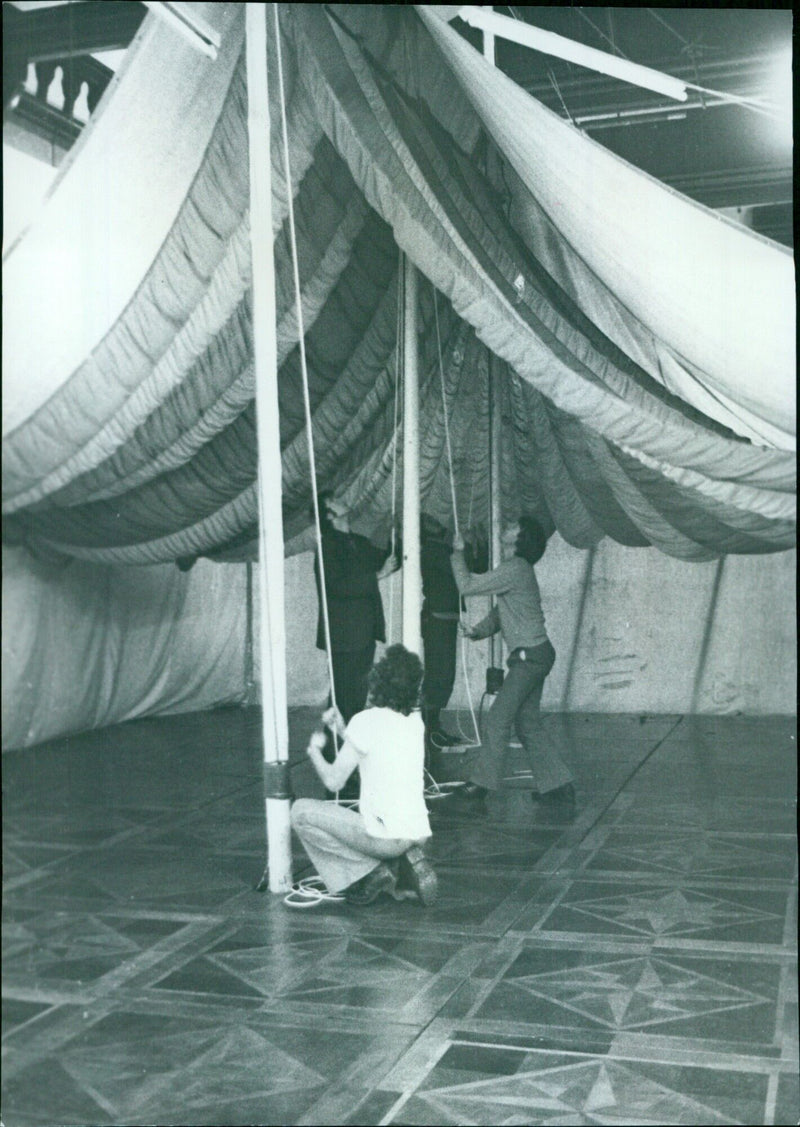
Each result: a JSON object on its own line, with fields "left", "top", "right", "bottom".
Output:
{"left": 457, "top": 6, "right": 689, "bottom": 103}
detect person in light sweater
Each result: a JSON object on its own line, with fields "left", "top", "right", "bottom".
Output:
{"left": 446, "top": 515, "right": 575, "bottom": 812}
{"left": 291, "top": 644, "right": 438, "bottom": 906}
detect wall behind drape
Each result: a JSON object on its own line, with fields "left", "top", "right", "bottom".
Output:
{"left": 3, "top": 537, "right": 794, "bottom": 752}
{"left": 273, "top": 541, "right": 796, "bottom": 717}
{"left": 2, "top": 546, "right": 248, "bottom": 750}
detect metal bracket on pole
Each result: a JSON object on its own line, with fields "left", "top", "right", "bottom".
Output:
{"left": 262, "top": 761, "right": 292, "bottom": 801}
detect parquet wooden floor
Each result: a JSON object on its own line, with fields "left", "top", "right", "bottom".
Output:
{"left": 3, "top": 708, "right": 797, "bottom": 1125}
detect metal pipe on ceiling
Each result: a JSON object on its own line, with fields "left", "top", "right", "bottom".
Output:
{"left": 457, "top": 6, "right": 689, "bottom": 102}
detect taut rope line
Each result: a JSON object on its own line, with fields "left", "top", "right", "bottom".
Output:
{"left": 273, "top": 5, "right": 340, "bottom": 766}
{"left": 432, "top": 284, "right": 481, "bottom": 748}
{"left": 387, "top": 251, "right": 404, "bottom": 641}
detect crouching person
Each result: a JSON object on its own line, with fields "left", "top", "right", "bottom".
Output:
{"left": 291, "top": 644, "right": 438, "bottom": 907}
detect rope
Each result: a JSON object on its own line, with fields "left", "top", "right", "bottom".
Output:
{"left": 574, "top": 7, "right": 632, "bottom": 62}
{"left": 273, "top": 6, "right": 342, "bottom": 788}
{"left": 283, "top": 875, "right": 346, "bottom": 908}
{"left": 424, "top": 768, "right": 467, "bottom": 801}
{"left": 548, "top": 68, "right": 576, "bottom": 126}
{"left": 466, "top": 463, "right": 477, "bottom": 530}
{"left": 586, "top": 8, "right": 777, "bottom": 120}
{"left": 432, "top": 285, "right": 481, "bottom": 749}
{"left": 684, "top": 81, "right": 782, "bottom": 119}
{"left": 387, "top": 252, "right": 404, "bottom": 641}
{"left": 645, "top": 7, "right": 691, "bottom": 49}
{"left": 432, "top": 287, "right": 459, "bottom": 540}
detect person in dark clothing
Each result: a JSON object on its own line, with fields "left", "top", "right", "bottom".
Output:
{"left": 313, "top": 492, "right": 393, "bottom": 797}
{"left": 420, "top": 514, "right": 461, "bottom": 751}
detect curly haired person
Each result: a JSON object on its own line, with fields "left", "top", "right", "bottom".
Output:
{"left": 291, "top": 645, "right": 438, "bottom": 906}
{"left": 446, "top": 515, "right": 576, "bottom": 815}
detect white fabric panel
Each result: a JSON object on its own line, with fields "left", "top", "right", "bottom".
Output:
{"left": 2, "top": 547, "right": 247, "bottom": 750}
{"left": 276, "top": 542, "right": 796, "bottom": 716}
{"left": 5, "top": 539, "right": 792, "bottom": 753}
{"left": 500, "top": 538, "right": 796, "bottom": 715}
{"left": 418, "top": 7, "right": 796, "bottom": 446}
{"left": 2, "top": 3, "right": 243, "bottom": 435}
{"left": 538, "top": 538, "right": 797, "bottom": 715}
{"left": 508, "top": 175, "right": 795, "bottom": 450}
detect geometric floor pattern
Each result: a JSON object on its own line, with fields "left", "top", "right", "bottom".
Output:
{"left": 393, "top": 1052, "right": 771, "bottom": 1126}
{"left": 3, "top": 708, "right": 797, "bottom": 1126}
{"left": 495, "top": 953, "right": 771, "bottom": 1030}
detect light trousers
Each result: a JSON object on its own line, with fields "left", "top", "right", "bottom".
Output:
{"left": 468, "top": 641, "right": 574, "bottom": 794}
{"left": 290, "top": 798, "right": 419, "bottom": 893}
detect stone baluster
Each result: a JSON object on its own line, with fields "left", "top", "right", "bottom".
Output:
{"left": 33, "top": 60, "right": 56, "bottom": 103}
{"left": 60, "top": 62, "right": 80, "bottom": 119}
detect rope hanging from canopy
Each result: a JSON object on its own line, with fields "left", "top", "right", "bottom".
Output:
{"left": 273, "top": 1, "right": 344, "bottom": 783}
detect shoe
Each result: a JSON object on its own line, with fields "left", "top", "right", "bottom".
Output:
{"left": 429, "top": 728, "right": 462, "bottom": 748}
{"left": 434, "top": 781, "right": 489, "bottom": 814}
{"left": 344, "top": 863, "right": 396, "bottom": 905}
{"left": 458, "top": 781, "right": 489, "bottom": 800}
{"left": 397, "top": 845, "right": 438, "bottom": 906}
{"left": 533, "top": 783, "right": 576, "bottom": 809}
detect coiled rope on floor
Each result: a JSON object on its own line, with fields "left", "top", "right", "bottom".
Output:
{"left": 283, "top": 875, "right": 346, "bottom": 908}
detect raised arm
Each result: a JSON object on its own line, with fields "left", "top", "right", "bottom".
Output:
{"left": 306, "top": 729, "right": 359, "bottom": 793}
{"left": 450, "top": 547, "right": 513, "bottom": 599}
{"left": 468, "top": 605, "right": 501, "bottom": 639}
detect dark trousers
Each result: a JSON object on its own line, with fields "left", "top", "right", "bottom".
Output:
{"left": 330, "top": 644, "right": 375, "bottom": 725}
{"left": 421, "top": 611, "right": 458, "bottom": 719}
{"left": 468, "top": 641, "right": 573, "bottom": 794}
{"left": 322, "top": 644, "right": 375, "bottom": 796}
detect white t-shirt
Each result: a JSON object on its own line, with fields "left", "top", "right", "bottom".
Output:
{"left": 345, "top": 707, "right": 431, "bottom": 840}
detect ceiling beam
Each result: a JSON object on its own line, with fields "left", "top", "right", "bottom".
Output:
{"left": 3, "top": 2, "right": 146, "bottom": 64}
{"left": 520, "top": 52, "right": 781, "bottom": 123}
{"left": 457, "top": 5, "right": 688, "bottom": 102}
{"left": 665, "top": 165, "right": 793, "bottom": 211}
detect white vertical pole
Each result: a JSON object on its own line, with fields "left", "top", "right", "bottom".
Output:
{"left": 484, "top": 18, "right": 503, "bottom": 672}
{"left": 401, "top": 254, "right": 422, "bottom": 657}
{"left": 483, "top": 27, "right": 495, "bottom": 66}
{"left": 489, "top": 354, "right": 503, "bottom": 668}
{"left": 246, "top": 3, "right": 292, "bottom": 894}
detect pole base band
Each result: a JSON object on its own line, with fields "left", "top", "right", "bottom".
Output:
{"left": 263, "top": 761, "right": 292, "bottom": 800}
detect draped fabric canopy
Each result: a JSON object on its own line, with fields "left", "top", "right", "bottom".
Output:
{"left": 2, "top": 4, "right": 795, "bottom": 567}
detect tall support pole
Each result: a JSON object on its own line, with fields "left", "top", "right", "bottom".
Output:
{"left": 246, "top": 3, "right": 292, "bottom": 894}
{"left": 401, "top": 254, "right": 422, "bottom": 657}
{"left": 488, "top": 353, "right": 503, "bottom": 670}
{"left": 482, "top": 24, "right": 495, "bottom": 66}
{"left": 484, "top": 18, "right": 503, "bottom": 672}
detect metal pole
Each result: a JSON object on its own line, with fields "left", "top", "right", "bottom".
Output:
{"left": 483, "top": 25, "right": 495, "bottom": 66}
{"left": 484, "top": 21, "right": 503, "bottom": 673}
{"left": 401, "top": 254, "right": 422, "bottom": 656}
{"left": 246, "top": 2, "right": 292, "bottom": 894}
{"left": 461, "top": 6, "right": 689, "bottom": 102}
{"left": 244, "top": 561, "right": 255, "bottom": 705}
{"left": 488, "top": 352, "right": 503, "bottom": 670}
